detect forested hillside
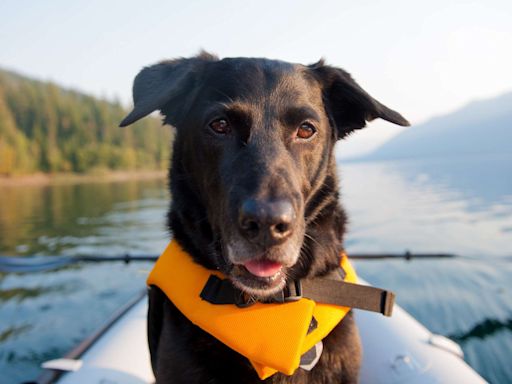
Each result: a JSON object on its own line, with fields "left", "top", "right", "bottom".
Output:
{"left": 0, "top": 68, "right": 173, "bottom": 175}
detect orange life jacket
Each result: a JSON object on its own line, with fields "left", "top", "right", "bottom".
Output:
{"left": 147, "top": 240, "right": 358, "bottom": 379}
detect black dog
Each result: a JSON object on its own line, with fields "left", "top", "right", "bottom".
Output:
{"left": 121, "top": 52, "right": 409, "bottom": 383}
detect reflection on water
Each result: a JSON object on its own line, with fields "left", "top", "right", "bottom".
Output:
{"left": 0, "top": 154, "right": 511, "bottom": 383}
{"left": 339, "top": 153, "right": 512, "bottom": 384}
{"left": 340, "top": 153, "right": 512, "bottom": 257}
{"left": 0, "top": 178, "right": 169, "bottom": 383}
{"left": 0, "top": 179, "right": 170, "bottom": 257}
{"left": 450, "top": 318, "right": 512, "bottom": 343}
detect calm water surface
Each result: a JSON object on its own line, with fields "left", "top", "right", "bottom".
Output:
{"left": 0, "top": 153, "right": 511, "bottom": 383}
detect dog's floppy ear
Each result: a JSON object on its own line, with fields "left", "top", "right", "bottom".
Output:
{"left": 120, "top": 52, "right": 217, "bottom": 127}
{"left": 310, "top": 61, "right": 410, "bottom": 139}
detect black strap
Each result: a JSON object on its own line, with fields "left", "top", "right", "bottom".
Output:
{"left": 200, "top": 272, "right": 395, "bottom": 316}
{"left": 200, "top": 274, "right": 248, "bottom": 305}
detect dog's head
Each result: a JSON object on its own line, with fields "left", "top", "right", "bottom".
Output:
{"left": 121, "top": 53, "right": 408, "bottom": 297}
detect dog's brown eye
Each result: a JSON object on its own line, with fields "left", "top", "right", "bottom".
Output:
{"left": 209, "top": 119, "right": 230, "bottom": 134}
{"left": 296, "top": 122, "right": 316, "bottom": 140}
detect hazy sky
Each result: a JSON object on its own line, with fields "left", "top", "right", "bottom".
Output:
{"left": 1, "top": 0, "right": 511, "bottom": 156}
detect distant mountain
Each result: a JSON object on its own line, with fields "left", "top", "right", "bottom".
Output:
{"left": 0, "top": 68, "right": 172, "bottom": 175}
{"left": 361, "top": 91, "right": 512, "bottom": 160}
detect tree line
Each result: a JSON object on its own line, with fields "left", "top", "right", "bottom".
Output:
{"left": 0, "top": 68, "right": 173, "bottom": 175}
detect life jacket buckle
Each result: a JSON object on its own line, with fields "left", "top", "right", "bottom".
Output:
{"left": 284, "top": 280, "right": 303, "bottom": 302}
{"left": 271, "top": 280, "right": 303, "bottom": 303}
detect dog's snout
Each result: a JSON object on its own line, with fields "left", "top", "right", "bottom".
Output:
{"left": 239, "top": 199, "right": 295, "bottom": 246}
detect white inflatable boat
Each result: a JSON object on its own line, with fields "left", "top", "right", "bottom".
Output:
{"left": 36, "top": 285, "right": 487, "bottom": 384}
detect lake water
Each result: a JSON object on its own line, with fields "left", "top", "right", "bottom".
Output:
{"left": 0, "top": 153, "right": 511, "bottom": 383}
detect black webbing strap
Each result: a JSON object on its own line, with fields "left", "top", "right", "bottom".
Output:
{"left": 200, "top": 273, "right": 395, "bottom": 316}
{"left": 200, "top": 274, "right": 247, "bottom": 305}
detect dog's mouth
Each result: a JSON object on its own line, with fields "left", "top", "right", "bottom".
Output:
{"left": 229, "top": 256, "right": 289, "bottom": 297}
{"left": 222, "top": 223, "right": 304, "bottom": 297}
{"left": 243, "top": 259, "right": 283, "bottom": 277}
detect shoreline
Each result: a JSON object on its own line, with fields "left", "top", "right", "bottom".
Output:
{"left": 0, "top": 170, "right": 167, "bottom": 187}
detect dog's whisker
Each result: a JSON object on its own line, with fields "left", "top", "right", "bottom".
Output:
{"left": 304, "top": 232, "right": 321, "bottom": 248}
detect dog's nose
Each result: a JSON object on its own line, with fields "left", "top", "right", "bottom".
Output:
{"left": 238, "top": 199, "right": 295, "bottom": 246}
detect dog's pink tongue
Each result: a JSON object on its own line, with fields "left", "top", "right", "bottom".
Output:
{"left": 244, "top": 259, "right": 282, "bottom": 277}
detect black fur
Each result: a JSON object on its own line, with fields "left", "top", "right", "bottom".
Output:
{"left": 121, "top": 53, "right": 409, "bottom": 383}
